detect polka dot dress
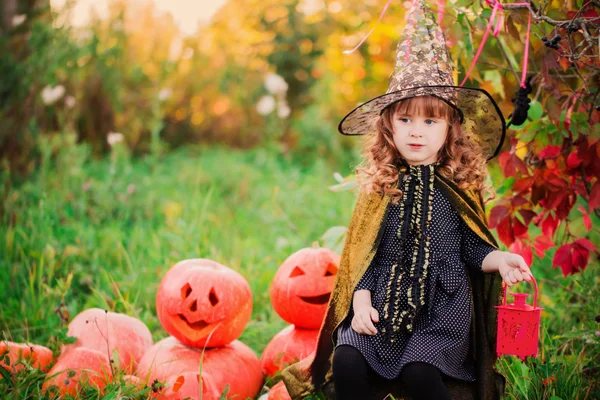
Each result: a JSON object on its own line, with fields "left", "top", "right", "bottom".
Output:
{"left": 336, "top": 163, "right": 496, "bottom": 382}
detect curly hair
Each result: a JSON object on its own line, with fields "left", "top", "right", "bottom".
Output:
{"left": 355, "top": 95, "right": 496, "bottom": 204}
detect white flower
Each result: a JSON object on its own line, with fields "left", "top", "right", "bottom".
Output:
{"left": 256, "top": 95, "right": 276, "bottom": 116}
{"left": 277, "top": 101, "right": 291, "bottom": 119}
{"left": 333, "top": 172, "right": 344, "bottom": 183}
{"left": 41, "top": 85, "right": 65, "bottom": 105}
{"left": 264, "top": 73, "right": 288, "bottom": 95}
{"left": 158, "top": 88, "right": 172, "bottom": 102}
{"left": 12, "top": 15, "right": 26, "bottom": 27}
{"left": 64, "top": 96, "right": 76, "bottom": 109}
{"left": 298, "top": 0, "right": 325, "bottom": 16}
{"left": 107, "top": 132, "right": 124, "bottom": 146}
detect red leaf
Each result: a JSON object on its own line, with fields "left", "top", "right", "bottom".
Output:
{"left": 556, "top": 192, "right": 575, "bottom": 220}
{"left": 541, "top": 213, "right": 559, "bottom": 238}
{"left": 578, "top": 205, "right": 592, "bottom": 232}
{"left": 518, "top": 209, "right": 537, "bottom": 226}
{"left": 533, "top": 235, "right": 555, "bottom": 258}
{"left": 552, "top": 244, "right": 573, "bottom": 277}
{"left": 566, "top": 151, "right": 582, "bottom": 169}
{"left": 499, "top": 151, "right": 516, "bottom": 177}
{"left": 570, "top": 245, "right": 589, "bottom": 274}
{"left": 513, "top": 217, "right": 528, "bottom": 238}
{"left": 511, "top": 195, "right": 529, "bottom": 208}
{"left": 539, "top": 145, "right": 561, "bottom": 159}
{"left": 497, "top": 216, "right": 515, "bottom": 247}
{"left": 589, "top": 180, "right": 600, "bottom": 210}
{"left": 509, "top": 240, "right": 533, "bottom": 266}
{"left": 513, "top": 177, "right": 534, "bottom": 194}
{"left": 574, "top": 238, "right": 596, "bottom": 252}
{"left": 489, "top": 205, "right": 509, "bottom": 229}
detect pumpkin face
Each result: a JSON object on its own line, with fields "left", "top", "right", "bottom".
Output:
{"left": 260, "top": 325, "right": 319, "bottom": 377}
{"left": 66, "top": 308, "right": 153, "bottom": 374}
{"left": 270, "top": 247, "right": 340, "bottom": 328}
{"left": 42, "top": 347, "right": 112, "bottom": 396}
{"left": 137, "top": 336, "right": 263, "bottom": 400}
{"left": 0, "top": 341, "right": 53, "bottom": 373}
{"left": 156, "top": 259, "right": 252, "bottom": 348}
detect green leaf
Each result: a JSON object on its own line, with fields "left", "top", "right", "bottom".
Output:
{"left": 496, "top": 177, "right": 515, "bottom": 195}
{"left": 529, "top": 101, "right": 543, "bottom": 120}
{"left": 483, "top": 70, "right": 505, "bottom": 99}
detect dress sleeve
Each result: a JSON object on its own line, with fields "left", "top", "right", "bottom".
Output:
{"left": 354, "top": 263, "right": 376, "bottom": 291}
{"left": 460, "top": 220, "right": 497, "bottom": 273}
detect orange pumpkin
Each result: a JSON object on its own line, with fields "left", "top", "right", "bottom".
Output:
{"left": 269, "top": 381, "right": 292, "bottom": 400}
{"left": 137, "top": 336, "right": 263, "bottom": 400}
{"left": 42, "top": 347, "right": 112, "bottom": 396}
{"left": 156, "top": 259, "right": 252, "bottom": 348}
{"left": 260, "top": 325, "right": 318, "bottom": 377}
{"left": 270, "top": 247, "right": 339, "bottom": 328}
{"left": 152, "top": 371, "right": 220, "bottom": 400}
{"left": 0, "top": 341, "right": 53, "bottom": 373}
{"left": 65, "top": 308, "right": 153, "bottom": 374}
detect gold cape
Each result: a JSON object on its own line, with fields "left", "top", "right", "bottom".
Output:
{"left": 281, "top": 171, "right": 506, "bottom": 400}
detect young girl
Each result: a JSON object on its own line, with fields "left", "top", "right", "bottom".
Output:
{"left": 282, "top": 1, "right": 532, "bottom": 400}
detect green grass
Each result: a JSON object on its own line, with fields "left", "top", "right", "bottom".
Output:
{"left": 0, "top": 141, "right": 598, "bottom": 399}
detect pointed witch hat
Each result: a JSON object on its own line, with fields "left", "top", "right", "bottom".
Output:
{"left": 338, "top": 0, "right": 506, "bottom": 161}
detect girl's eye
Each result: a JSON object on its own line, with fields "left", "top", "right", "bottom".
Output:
{"left": 425, "top": 119, "right": 436, "bottom": 124}
{"left": 400, "top": 118, "right": 410, "bottom": 123}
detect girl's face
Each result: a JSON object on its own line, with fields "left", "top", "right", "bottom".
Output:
{"left": 391, "top": 112, "right": 449, "bottom": 165}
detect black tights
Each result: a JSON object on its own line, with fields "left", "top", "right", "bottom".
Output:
{"left": 332, "top": 345, "right": 452, "bottom": 400}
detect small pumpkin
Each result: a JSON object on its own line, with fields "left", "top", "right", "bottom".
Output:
{"left": 0, "top": 341, "right": 53, "bottom": 373}
{"left": 156, "top": 259, "right": 252, "bottom": 348}
{"left": 66, "top": 308, "right": 153, "bottom": 374}
{"left": 42, "top": 347, "right": 112, "bottom": 396}
{"left": 152, "top": 371, "right": 220, "bottom": 400}
{"left": 269, "top": 381, "right": 292, "bottom": 400}
{"left": 260, "top": 325, "right": 318, "bottom": 377}
{"left": 270, "top": 246, "right": 339, "bottom": 328}
{"left": 137, "top": 336, "right": 263, "bottom": 399}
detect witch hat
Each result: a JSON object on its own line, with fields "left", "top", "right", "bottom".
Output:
{"left": 338, "top": 0, "right": 506, "bottom": 161}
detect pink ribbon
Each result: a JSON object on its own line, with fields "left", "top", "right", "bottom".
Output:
{"left": 461, "top": 0, "right": 532, "bottom": 88}
{"left": 342, "top": 0, "right": 394, "bottom": 54}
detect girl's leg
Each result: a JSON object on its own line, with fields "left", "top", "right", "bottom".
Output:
{"left": 332, "top": 345, "right": 377, "bottom": 400}
{"left": 400, "top": 362, "right": 452, "bottom": 400}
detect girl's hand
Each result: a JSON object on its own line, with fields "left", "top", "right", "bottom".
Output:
{"left": 351, "top": 306, "right": 379, "bottom": 335}
{"left": 498, "top": 252, "right": 533, "bottom": 287}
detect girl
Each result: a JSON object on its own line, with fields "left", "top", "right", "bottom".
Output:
{"left": 282, "top": 1, "right": 532, "bottom": 400}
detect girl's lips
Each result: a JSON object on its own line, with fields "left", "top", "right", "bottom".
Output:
{"left": 409, "top": 144, "right": 423, "bottom": 149}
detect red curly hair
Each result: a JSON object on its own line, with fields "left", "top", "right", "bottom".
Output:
{"left": 355, "top": 95, "right": 495, "bottom": 204}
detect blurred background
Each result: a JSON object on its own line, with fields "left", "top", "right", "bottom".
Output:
{"left": 1, "top": 0, "right": 599, "bottom": 399}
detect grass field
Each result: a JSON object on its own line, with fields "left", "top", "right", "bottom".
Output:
{"left": 1, "top": 141, "right": 598, "bottom": 399}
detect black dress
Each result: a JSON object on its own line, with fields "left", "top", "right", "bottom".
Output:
{"left": 336, "top": 163, "right": 496, "bottom": 382}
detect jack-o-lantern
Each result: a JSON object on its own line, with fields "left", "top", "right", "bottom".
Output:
{"left": 65, "top": 308, "right": 153, "bottom": 374}
{"left": 260, "top": 325, "right": 319, "bottom": 377}
{"left": 0, "top": 341, "right": 53, "bottom": 373}
{"left": 156, "top": 259, "right": 252, "bottom": 348}
{"left": 42, "top": 347, "right": 112, "bottom": 396}
{"left": 137, "top": 336, "right": 263, "bottom": 400}
{"left": 270, "top": 246, "right": 339, "bottom": 328}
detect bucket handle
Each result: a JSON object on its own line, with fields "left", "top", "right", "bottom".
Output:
{"left": 502, "top": 273, "right": 538, "bottom": 308}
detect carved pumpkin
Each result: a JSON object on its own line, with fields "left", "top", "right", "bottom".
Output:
{"left": 156, "top": 258, "right": 252, "bottom": 348}
{"left": 269, "top": 381, "right": 292, "bottom": 400}
{"left": 137, "top": 336, "right": 263, "bottom": 399}
{"left": 0, "top": 341, "right": 53, "bottom": 373}
{"left": 42, "top": 347, "right": 112, "bottom": 396}
{"left": 270, "top": 247, "right": 340, "bottom": 328}
{"left": 65, "top": 308, "right": 153, "bottom": 374}
{"left": 260, "top": 325, "right": 319, "bottom": 377}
